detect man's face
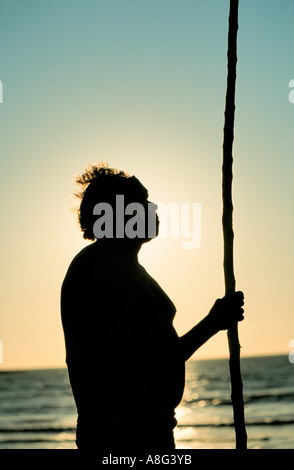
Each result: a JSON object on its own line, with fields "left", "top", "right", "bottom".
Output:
{"left": 126, "top": 177, "right": 159, "bottom": 242}
{"left": 92, "top": 176, "right": 159, "bottom": 242}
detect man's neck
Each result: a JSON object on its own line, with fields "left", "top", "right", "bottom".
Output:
{"left": 94, "top": 238, "right": 141, "bottom": 263}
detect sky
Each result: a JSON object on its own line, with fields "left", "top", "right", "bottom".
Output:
{"left": 0, "top": 0, "right": 293, "bottom": 370}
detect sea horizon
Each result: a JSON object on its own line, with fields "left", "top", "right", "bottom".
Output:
{"left": 0, "top": 352, "right": 290, "bottom": 373}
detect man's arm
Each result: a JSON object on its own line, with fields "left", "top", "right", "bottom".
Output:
{"left": 179, "top": 291, "right": 244, "bottom": 361}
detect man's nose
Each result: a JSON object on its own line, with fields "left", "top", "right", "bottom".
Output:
{"left": 148, "top": 201, "right": 158, "bottom": 210}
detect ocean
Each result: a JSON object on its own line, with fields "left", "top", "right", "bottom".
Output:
{"left": 0, "top": 355, "right": 293, "bottom": 450}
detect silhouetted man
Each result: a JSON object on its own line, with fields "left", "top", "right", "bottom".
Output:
{"left": 61, "top": 164, "right": 244, "bottom": 451}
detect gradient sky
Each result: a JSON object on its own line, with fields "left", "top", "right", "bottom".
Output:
{"left": 0, "top": 0, "right": 293, "bottom": 370}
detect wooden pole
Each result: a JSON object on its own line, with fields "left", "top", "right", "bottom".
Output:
{"left": 222, "top": 0, "right": 247, "bottom": 450}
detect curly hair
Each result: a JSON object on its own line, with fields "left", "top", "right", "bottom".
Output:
{"left": 74, "top": 162, "right": 148, "bottom": 240}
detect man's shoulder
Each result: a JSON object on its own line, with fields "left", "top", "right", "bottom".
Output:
{"left": 62, "top": 243, "right": 105, "bottom": 284}
{"left": 69, "top": 243, "right": 94, "bottom": 265}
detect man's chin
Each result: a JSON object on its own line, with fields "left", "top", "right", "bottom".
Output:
{"left": 141, "top": 231, "right": 159, "bottom": 244}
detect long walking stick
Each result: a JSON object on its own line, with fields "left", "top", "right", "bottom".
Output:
{"left": 222, "top": 0, "right": 247, "bottom": 450}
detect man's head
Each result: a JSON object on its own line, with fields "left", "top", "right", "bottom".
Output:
{"left": 75, "top": 163, "right": 158, "bottom": 243}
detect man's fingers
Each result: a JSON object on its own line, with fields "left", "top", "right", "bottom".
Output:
{"left": 235, "top": 291, "right": 244, "bottom": 304}
{"left": 237, "top": 307, "right": 244, "bottom": 321}
{"left": 224, "top": 291, "right": 245, "bottom": 308}
{"left": 230, "top": 305, "right": 244, "bottom": 323}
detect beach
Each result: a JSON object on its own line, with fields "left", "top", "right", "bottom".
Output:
{"left": 0, "top": 355, "right": 293, "bottom": 449}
